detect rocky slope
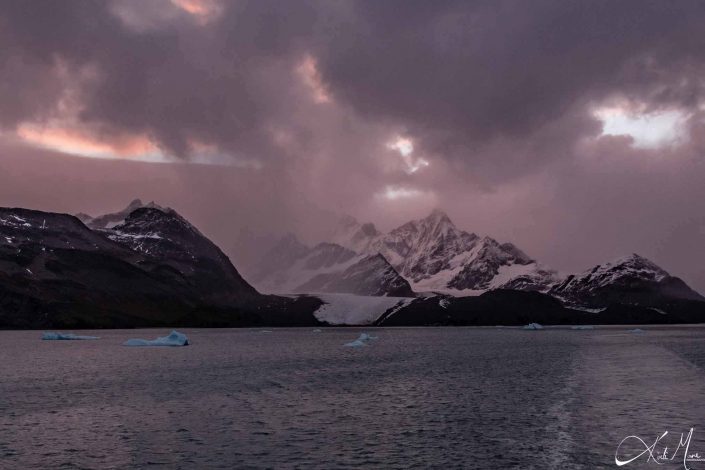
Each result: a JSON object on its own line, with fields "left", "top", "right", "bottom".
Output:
{"left": 104, "top": 206, "right": 259, "bottom": 305}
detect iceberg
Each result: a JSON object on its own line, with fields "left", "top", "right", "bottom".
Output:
{"left": 628, "top": 328, "right": 645, "bottom": 334}
{"left": 123, "top": 330, "right": 189, "bottom": 347}
{"left": 571, "top": 325, "right": 595, "bottom": 330}
{"left": 312, "top": 329, "right": 322, "bottom": 333}
{"left": 523, "top": 323, "right": 544, "bottom": 330}
{"left": 344, "top": 332, "right": 378, "bottom": 347}
{"left": 42, "top": 332, "right": 100, "bottom": 340}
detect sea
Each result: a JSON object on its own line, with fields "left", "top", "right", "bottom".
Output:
{"left": 2, "top": 326, "right": 705, "bottom": 469}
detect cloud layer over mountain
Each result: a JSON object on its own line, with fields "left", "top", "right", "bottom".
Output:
{"left": 1, "top": 0, "right": 704, "bottom": 291}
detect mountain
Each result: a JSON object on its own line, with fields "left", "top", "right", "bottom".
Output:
{"left": 251, "top": 235, "right": 414, "bottom": 297}
{"left": 328, "top": 215, "right": 383, "bottom": 254}
{"left": 330, "top": 209, "right": 559, "bottom": 294}
{"left": 103, "top": 206, "right": 259, "bottom": 305}
{"left": 550, "top": 253, "right": 705, "bottom": 308}
{"left": 0, "top": 205, "right": 322, "bottom": 329}
{"left": 297, "top": 254, "right": 414, "bottom": 297}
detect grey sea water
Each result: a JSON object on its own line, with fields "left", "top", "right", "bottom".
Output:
{"left": 2, "top": 326, "right": 705, "bottom": 469}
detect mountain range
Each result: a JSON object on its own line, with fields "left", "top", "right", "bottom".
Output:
{"left": 1, "top": 200, "right": 703, "bottom": 328}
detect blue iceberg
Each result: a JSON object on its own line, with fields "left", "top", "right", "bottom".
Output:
{"left": 344, "top": 332, "right": 378, "bottom": 347}
{"left": 123, "top": 330, "right": 189, "bottom": 347}
{"left": 42, "top": 332, "right": 99, "bottom": 340}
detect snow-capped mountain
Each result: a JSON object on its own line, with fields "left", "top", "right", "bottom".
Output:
{"left": 550, "top": 253, "right": 705, "bottom": 307}
{"left": 251, "top": 235, "right": 413, "bottom": 297}
{"left": 329, "top": 209, "right": 559, "bottom": 294}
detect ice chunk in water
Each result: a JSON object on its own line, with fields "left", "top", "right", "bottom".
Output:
{"left": 571, "top": 325, "right": 594, "bottom": 330}
{"left": 628, "top": 328, "right": 645, "bottom": 334}
{"left": 522, "top": 323, "right": 544, "bottom": 330}
{"left": 42, "top": 332, "right": 99, "bottom": 340}
{"left": 123, "top": 330, "right": 189, "bottom": 347}
{"left": 344, "top": 332, "right": 378, "bottom": 347}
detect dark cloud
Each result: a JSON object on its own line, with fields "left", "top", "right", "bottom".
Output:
{"left": 313, "top": 0, "right": 705, "bottom": 167}
{"left": 1, "top": 0, "right": 705, "bottom": 290}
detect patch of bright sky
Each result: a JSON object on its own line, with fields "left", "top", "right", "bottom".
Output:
{"left": 386, "top": 136, "right": 430, "bottom": 174}
{"left": 15, "top": 124, "right": 261, "bottom": 167}
{"left": 594, "top": 106, "right": 687, "bottom": 148}
{"left": 16, "top": 124, "right": 167, "bottom": 163}
{"left": 377, "top": 185, "right": 424, "bottom": 200}
{"left": 297, "top": 55, "right": 331, "bottom": 104}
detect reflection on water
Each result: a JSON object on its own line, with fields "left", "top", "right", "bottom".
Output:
{"left": 1, "top": 326, "right": 705, "bottom": 469}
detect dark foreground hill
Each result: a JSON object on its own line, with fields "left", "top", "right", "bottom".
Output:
{"left": 0, "top": 207, "right": 322, "bottom": 329}
{"left": 376, "top": 290, "right": 705, "bottom": 326}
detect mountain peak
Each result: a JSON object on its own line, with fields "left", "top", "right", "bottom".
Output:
{"left": 605, "top": 253, "right": 668, "bottom": 276}
{"left": 426, "top": 208, "right": 453, "bottom": 225}
{"left": 82, "top": 199, "right": 167, "bottom": 230}
{"left": 127, "top": 198, "right": 144, "bottom": 209}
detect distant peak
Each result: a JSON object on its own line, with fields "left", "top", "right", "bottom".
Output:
{"left": 424, "top": 208, "right": 454, "bottom": 226}
{"left": 429, "top": 208, "right": 448, "bottom": 218}
{"left": 126, "top": 198, "right": 143, "bottom": 209}
{"left": 275, "top": 232, "right": 306, "bottom": 249}
{"left": 593, "top": 253, "right": 670, "bottom": 279}
{"left": 120, "top": 199, "right": 167, "bottom": 215}
{"left": 611, "top": 253, "right": 658, "bottom": 267}
{"left": 337, "top": 214, "right": 359, "bottom": 228}
{"left": 359, "top": 222, "right": 380, "bottom": 237}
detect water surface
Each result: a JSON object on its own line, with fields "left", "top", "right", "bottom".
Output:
{"left": 2, "top": 327, "right": 705, "bottom": 469}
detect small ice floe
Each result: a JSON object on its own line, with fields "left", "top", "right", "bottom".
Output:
{"left": 123, "top": 330, "right": 189, "bottom": 347}
{"left": 628, "top": 328, "right": 645, "bottom": 334}
{"left": 523, "top": 323, "right": 544, "bottom": 330}
{"left": 312, "top": 329, "right": 322, "bottom": 333}
{"left": 344, "top": 332, "right": 378, "bottom": 347}
{"left": 42, "top": 332, "right": 100, "bottom": 341}
{"left": 571, "top": 325, "right": 595, "bottom": 330}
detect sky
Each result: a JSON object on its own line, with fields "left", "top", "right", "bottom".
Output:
{"left": 1, "top": 0, "right": 705, "bottom": 290}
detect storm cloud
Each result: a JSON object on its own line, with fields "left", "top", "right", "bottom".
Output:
{"left": 1, "top": 0, "right": 704, "bottom": 290}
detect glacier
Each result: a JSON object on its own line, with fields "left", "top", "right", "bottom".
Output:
{"left": 313, "top": 293, "right": 412, "bottom": 325}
